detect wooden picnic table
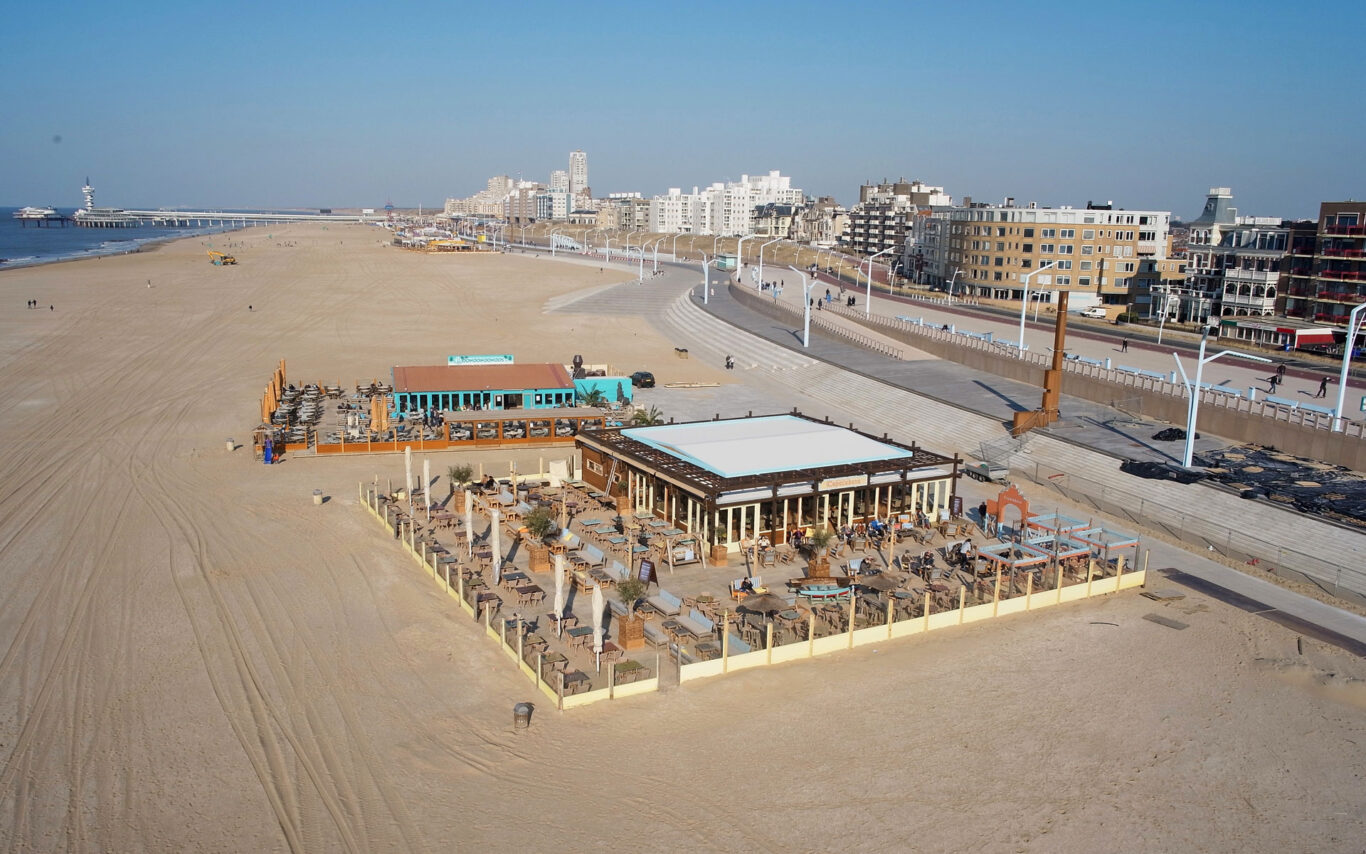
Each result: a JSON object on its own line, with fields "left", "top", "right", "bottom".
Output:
{"left": 524, "top": 633, "right": 548, "bottom": 655}
{"left": 516, "top": 584, "right": 545, "bottom": 606}
{"left": 562, "top": 670, "right": 591, "bottom": 695}
{"left": 542, "top": 651, "right": 568, "bottom": 673}
{"left": 695, "top": 641, "right": 721, "bottom": 661}
{"left": 613, "top": 659, "right": 649, "bottom": 683}
{"left": 547, "top": 612, "right": 578, "bottom": 631}
{"left": 566, "top": 626, "right": 595, "bottom": 648}
{"left": 598, "top": 641, "right": 623, "bottom": 667}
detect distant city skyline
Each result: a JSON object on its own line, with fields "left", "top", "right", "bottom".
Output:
{"left": 3, "top": 1, "right": 1363, "bottom": 220}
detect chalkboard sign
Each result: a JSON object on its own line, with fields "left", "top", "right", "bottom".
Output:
{"left": 637, "top": 559, "right": 655, "bottom": 585}
{"left": 950, "top": 496, "right": 964, "bottom": 518}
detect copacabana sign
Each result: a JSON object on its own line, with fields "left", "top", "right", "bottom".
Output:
{"left": 447, "top": 354, "right": 515, "bottom": 365}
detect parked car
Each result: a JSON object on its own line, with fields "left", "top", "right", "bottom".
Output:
{"left": 1078, "top": 306, "right": 1108, "bottom": 319}
{"left": 630, "top": 371, "right": 655, "bottom": 388}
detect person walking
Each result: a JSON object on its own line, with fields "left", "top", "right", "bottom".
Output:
{"left": 1121, "top": 337, "right": 1129, "bottom": 353}
{"left": 1318, "top": 376, "right": 1329, "bottom": 398}
{"left": 1276, "top": 363, "right": 1286, "bottom": 380}
{"left": 1268, "top": 374, "right": 1279, "bottom": 393}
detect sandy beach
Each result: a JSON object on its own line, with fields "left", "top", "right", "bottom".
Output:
{"left": 1, "top": 224, "right": 1363, "bottom": 853}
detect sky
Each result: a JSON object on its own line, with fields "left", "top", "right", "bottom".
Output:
{"left": 3, "top": 0, "right": 1363, "bottom": 219}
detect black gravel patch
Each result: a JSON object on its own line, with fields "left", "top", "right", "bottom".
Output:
{"left": 1197, "top": 445, "right": 1366, "bottom": 529}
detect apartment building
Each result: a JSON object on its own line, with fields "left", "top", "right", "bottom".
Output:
{"left": 550, "top": 170, "right": 569, "bottom": 192}
{"left": 916, "top": 200, "right": 1173, "bottom": 309}
{"left": 845, "top": 179, "right": 950, "bottom": 256}
{"left": 569, "top": 150, "right": 588, "bottom": 197}
{"left": 444, "top": 175, "right": 514, "bottom": 218}
{"left": 1181, "top": 188, "right": 1311, "bottom": 323}
{"left": 1281, "top": 202, "right": 1366, "bottom": 342}
{"left": 648, "top": 171, "right": 804, "bottom": 236}
{"left": 790, "top": 196, "right": 848, "bottom": 248}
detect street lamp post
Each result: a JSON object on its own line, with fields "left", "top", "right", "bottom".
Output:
{"left": 863, "top": 246, "right": 894, "bottom": 318}
{"left": 735, "top": 234, "right": 758, "bottom": 278}
{"left": 550, "top": 228, "right": 564, "bottom": 256}
{"left": 1018, "top": 261, "right": 1058, "bottom": 350}
{"left": 671, "top": 233, "right": 683, "bottom": 260}
{"left": 947, "top": 268, "right": 963, "bottom": 301}
{"left": 790, "top": 266, "right": 818, "bottom": 347}
{"left": 1156, "top": 290, "right": 1175, "bottom": 344}
{"left": 712, "top": 235, "right": 723, "bottom": 257}
{"left": 758, "top": 238, "right": 782, "bottom": 289}
{"left": 701, "top": 254, "right": 712, "bottom": 305}
{"left": 647, "top": 237, "right": 665, "bottom": 273}
{"left": 518, "top": 224, "right": 530, "bottom": 246}
{"left": 1173, "top": 325, "right": 1272, "bottom": 467}
{"left": 1333, "top": 301, "right": 1366, "bottom": 432}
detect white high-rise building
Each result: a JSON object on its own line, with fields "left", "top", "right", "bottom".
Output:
{"left": 648, "top": 171, "right": 804, "bottom": 236}
{"left": 550, "top": 170, "right": 569, "bottom": 192}
{"left": 569, "top": 150, "right": 588, "bottom": 197}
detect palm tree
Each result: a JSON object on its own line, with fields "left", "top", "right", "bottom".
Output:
{"left": 630, "top": 405, "right": 665, "bottom": 426}
{"left": 447, "top": 464, "right": 473, "bottom": 496}
{"left": 580, "top": 388, "right": 606, "bottom": 408}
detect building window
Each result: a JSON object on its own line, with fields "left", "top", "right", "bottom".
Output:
{"left": 1081, "top": 245, "right": 1094, "bottom": 255}
{"left": 585, "top": 459, "right": 604, "bottom": 476}
{"left": 1040, "top": 244, "right": 1054, "bottom": 253}
{"left": 994, "top": 257, "right": 1004, "bottom": 266}
{"left": 1055, "top": 276, "right": 1071, "bottom": 285}
{"left": 1041, "top": 228, "right": 1056, "bottom": 238}
{"left": 1060, "top": 229, "right": 1075, "bottom": 238}
{"left": 1080, "top": 260, "right": 1092, "bottom": 270}
{"left": 1056, "top": 260, "right": 1073, "bottom": 270}
{"left": 1079, "top": 276, "right": 1092, "bottom": 287}
{"left": 1059, "top": 245, "right": 1074, "bottom": 254}
{"left": 1021, "top": 259, "right": 1032, "bottom": 269}
{"left": 1083, "top": 229, "right": 1095, "bottom": 240}
{"left": 1023, "top": 228, "right": 1035, "bottom": 238}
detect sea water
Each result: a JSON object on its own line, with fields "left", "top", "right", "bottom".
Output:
{"left": 0, "top": 207, "right": 244, "bottom": 269}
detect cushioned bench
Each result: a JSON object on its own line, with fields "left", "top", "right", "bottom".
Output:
{"left": 646, "top": 589, "right": 682, "bottom": 617}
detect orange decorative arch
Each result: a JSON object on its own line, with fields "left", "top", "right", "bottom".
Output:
{"left": 986, "top": 484, "right": 1030, "bottom": 533}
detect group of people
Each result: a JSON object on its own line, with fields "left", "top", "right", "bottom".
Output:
{"left": 24, "top": 300, "right": 52, "bottom": 311}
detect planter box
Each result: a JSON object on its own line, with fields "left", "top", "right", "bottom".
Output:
{"left": 710, "top": 544, "right": 729, "bottom": 566}
{"left": 617, "top": 614, "right": 646, "bottom": 651}
{"left": 526, "top": 542, "right": 551, "bottom": 573}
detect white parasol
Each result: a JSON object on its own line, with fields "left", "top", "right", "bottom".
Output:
{"left": 464, "top": 489, "right": 474, "bottom": 557}
{"left": 553, "top": 552, "right": 566, "bottom": 636}
{"left": 422, "top": 458, "right": 431, "bottom": 522}
{"left": 491, "top": 509, "right": 502, "bottom": 585}
{"left": 591, "top": 583, "right": 605, "bottom": 671}
{"left": 404, "top": 446, "right": 413, "bottom": 514}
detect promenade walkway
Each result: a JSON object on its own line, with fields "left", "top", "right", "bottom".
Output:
{"left": 542, "top": 257, "right": 1366, "bottom": 652}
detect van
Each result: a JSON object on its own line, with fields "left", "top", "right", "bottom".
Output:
{"left": 1078, "top": 306, "right": 1108, "bottom": 319}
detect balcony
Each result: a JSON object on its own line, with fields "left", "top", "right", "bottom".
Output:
{"left": 1315, "top": 291, "right": 1366, "bottom": 304}
{"left": 1322, "top": 247, "right": 1366, "bottom": 258}
{"left": 1322, "top": 223, "right": 1366, "bottom": 236}
{"left": 1320, "top": 268, "right": 1366, "bottom": 281}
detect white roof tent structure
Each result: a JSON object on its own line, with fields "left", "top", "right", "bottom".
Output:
{"left": 576, "top": 412, "right": 961, "bottom": 552}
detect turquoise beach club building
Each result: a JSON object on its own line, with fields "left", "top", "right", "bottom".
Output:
{"left": 390, "top": 355, "right": 634, "bottom": 413}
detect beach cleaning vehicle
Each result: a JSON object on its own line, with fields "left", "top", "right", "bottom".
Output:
{"left": 207, "top": 250, "right": 237, "bottom": 266}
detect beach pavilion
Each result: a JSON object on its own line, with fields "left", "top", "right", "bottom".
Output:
{"left": 391, "top": 362, "right": 577, "bottom": 414}
{"left": 575, "top": 413, "right": 960, "bottom": 554}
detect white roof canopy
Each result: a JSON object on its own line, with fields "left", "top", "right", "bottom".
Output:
{"left": 622, "top": 415, "right": 915, "bottom": 479}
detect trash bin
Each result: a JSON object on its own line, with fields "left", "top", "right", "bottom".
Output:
{"left": 313, "top": 489, "right": 323, "bottom": 506}
{"left": 226, "top": 438, "right": 235, "bottom": 452}
{"left": 513, "top": 702, "right": 533, "bottom": 729}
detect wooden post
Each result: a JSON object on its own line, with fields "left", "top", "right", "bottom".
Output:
{"left": 1025, "top": 572, "right": 1033, "bottom": 609}
{"left": 885, "top": 597, "right": 894, "bottom": 638}
{"left": 721, "top": 612, "right": 730, "bottom": 673}
{"left": 538, "top": 652, "right": 544, "bottom": 687}
{"left": 1143, "top": 548, "right": 1150, "bottom": 578}
{"left": 1115, "top": 554, "right": 1126, "bottom": 589}
{"left": 766, "top": 622, "right": 774, "bottom": 664}
{"left": 992, "top": 566, "right": 1002, "bottom": 616}
{"left": 922, "top": 590, "right": 931, "bottom": 633}
{"left": 444, "top": 561, "right": 450, "bottom": 592}
{"left": 808, "top": 613, "right": 816, "bottom": 657}
{"left": 517, "top": 618, "right": 524, "bottom": 663}
{"left": 958, "top": 586, "right": 966, "bottom": 624}
{"left": 457, "top": 570, "right": 465, "bottom": 609}
{"left": 1056, "top": 566, "right": 1064, "bottom": 605}
{"left": 558, "top": 670, "right": 565, "bottom": 711}
{"left": 1086, "top": 560, "right": 1096, "bottom": 597}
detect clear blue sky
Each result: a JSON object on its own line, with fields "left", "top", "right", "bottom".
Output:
{"left": 3, "top": 0, "right": 1362, "bottom": 219}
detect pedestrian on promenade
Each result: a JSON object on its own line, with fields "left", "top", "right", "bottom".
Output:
{"left": 1318, "top": 377, "right": 1329, "bottom": 398}
{"left": 1121, "top": 337, "right": 1129, "bottom": 353}
{"left": 1268, "top": 374, "right": 1279, "bottom": 393}
{"left": 1276, "top": 363, "right": 1286, "bottom": 380}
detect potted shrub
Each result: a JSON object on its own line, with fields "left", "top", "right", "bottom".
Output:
{"left": 522, "top": 506, "right": 556, "bottom": 573}
{"left": 615, "top": 577, "right": 648, "bottom": 650}
{"left": 806, "top": 526, "right": 835, "bottom": 577}
{"left": 610, "top": 476, "right": 632, "bottom": 516}
{"left": 447, "top": 464, "right": 473, "bottom": 511}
